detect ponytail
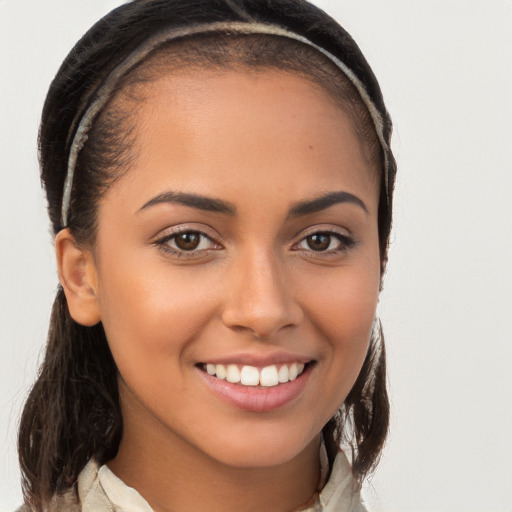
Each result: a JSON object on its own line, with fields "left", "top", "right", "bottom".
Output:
{"left": 18, "top": 288, "right": 122, "bottom": 511}
{"left": 324, "top": 320, "right": 389, "bottom": 481}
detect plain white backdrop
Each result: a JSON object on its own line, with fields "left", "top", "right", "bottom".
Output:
{"left": 1, "top": 1, "right": 511, "bottom": 510}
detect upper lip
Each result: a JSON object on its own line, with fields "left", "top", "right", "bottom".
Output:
{"left": 199, "top": 350, "right": 315, "bottom": 368}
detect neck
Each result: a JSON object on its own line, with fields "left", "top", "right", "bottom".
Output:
{"left": 109, "top": 432, "right": 321, "bottom": 512}
{"left": 108, "top": 389, "right": 321, "bottom": 512}
{"left": 108, "top": 384, "right": 320, "bottom": 512}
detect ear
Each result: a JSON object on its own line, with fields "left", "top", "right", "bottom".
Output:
{"left": 55, "top": 229, "right": 101, "bottom": 326}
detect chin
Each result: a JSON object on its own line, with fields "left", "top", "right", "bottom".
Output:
{"left": 196, "top": 423, "right": 321, "bottom": 469}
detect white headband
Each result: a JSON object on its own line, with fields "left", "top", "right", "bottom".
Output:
{"left": 61, "top": 21, "right": 389, "bottom": 226}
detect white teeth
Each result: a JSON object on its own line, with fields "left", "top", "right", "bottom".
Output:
{"left": 289, "top": 363, "right": 299, "bottom": 381}
{"left": 226, "top": 364, "right": 241, "bottom": 383}
{"left": 260, "top": 365, "right": 279, "bottom": 387}
{"left": 278, "top": 365, "right": 289, "bottom": 383}
{"left": 240, "top": 366, "right": 260, "bottom": 386}
{"left": 215, "top": 364, "right": 227, "bottom": 380}
{"left": 204, "top": 362, "right": 307, "bottom": 387}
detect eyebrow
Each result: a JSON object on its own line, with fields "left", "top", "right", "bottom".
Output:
{"left": 139, "top": 189, "right": 367, "bottom": 218}
{"left": 139, "top": 191, "right": 237, "bottom": 215}
{"left": 288, "top": 191, "right": 368, "bottom": 217}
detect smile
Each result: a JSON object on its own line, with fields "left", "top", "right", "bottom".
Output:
{"left": 198, "top": 361, "right": 313, "bottom": 413}
{"left": 201, "top": 362, "right": 307, "bottom": 387}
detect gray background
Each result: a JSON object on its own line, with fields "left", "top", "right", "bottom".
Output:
{"left": 1, "top": 0, "right": 511, "bottom": 510}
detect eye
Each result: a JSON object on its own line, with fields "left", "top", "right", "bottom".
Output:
{"left": 155, "top": 229, "right": 220, "bottom": 256}
{"left": 173, "top": 232, "right": 205, "bottom": 251}
{"left": 296, "top": 231, "right": 354, "bottom": 253}
{"left": 302, "top": 233, "right": 333, "bottom": 251}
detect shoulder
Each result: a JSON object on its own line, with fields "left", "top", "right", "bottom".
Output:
{"left": 14, "top": 460, "right": 95, "bottom": 512}
{"left": 14, "top": 489, "right": 81, "bottom": 512}
{"left": 316, "top": 450, "right": 369, "bottom": 512}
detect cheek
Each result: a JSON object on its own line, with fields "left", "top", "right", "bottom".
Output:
{"left": 302, "top": 261, "right": 380, "bottom": 339}
{"left": 95, "top": 257, "right": 220, "bottom": 377}
{"left": 297, "top": 260, "right": 380, "bottom": 401}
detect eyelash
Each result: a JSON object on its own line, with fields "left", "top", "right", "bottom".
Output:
{"left": 294, "top": 231, "right": 355, "bottom": 256}
{"left": 154, "top": 228, "right": 220, "bottom": 258}
{"left": 153, "top": 228, "right": 355, "bottom": 258}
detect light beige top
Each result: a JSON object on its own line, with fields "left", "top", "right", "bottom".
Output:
{"left": 74, "top": 451, "right": 368, "bottom": 512}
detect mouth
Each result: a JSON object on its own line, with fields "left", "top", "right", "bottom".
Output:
{"left": 196, "top": 354, "right": 316, "bottom": 412}
{"left": 199, "top": 362, "right": 310, "bottom": 388}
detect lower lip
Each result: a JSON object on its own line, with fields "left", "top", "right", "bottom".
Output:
{"left": 197, "top": 365, "right": 312, "bottom": 413}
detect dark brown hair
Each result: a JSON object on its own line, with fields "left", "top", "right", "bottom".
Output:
{"left": 19, "top": 1, "right": 396, "bottom": 510}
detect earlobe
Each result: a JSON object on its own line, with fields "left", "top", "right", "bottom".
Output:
{"left": 55, "top": 229, "right": 101, "bottom": 326}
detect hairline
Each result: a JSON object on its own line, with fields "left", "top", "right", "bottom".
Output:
{"left": 76, "top": 33, "right": 383, "bottom": 246}
{"left": 105, "top": 34, "right": 383, "bottom": 171}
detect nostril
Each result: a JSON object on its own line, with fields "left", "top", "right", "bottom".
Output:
{"left": 221, "top": 306, "right": 302, "bottom": 340}
{"left": 220, "top": 263, "right": 303, "bottom": 337}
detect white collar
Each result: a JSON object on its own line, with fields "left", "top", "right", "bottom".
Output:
{"left": 78, "top": 450, "right": 367, "bottom": 512}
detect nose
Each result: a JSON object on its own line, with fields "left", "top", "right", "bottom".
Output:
{"left": 221, "top": 249, "right": 303, "bottom": 339}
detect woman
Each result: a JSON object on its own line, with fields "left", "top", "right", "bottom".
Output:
{"left": 18, "top": 0, "right": 396, "bottom": 510}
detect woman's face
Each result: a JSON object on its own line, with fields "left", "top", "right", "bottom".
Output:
{"left": 91, "top": 68, "right": 381, "bottom": 468}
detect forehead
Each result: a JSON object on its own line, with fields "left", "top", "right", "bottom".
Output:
{"left": 104, "top": 68, "right": 379, "bottom": 215}
{"left": 115, "top": 34, "right": 381, "bottom": 167}
{"left": 140, "top": 67, "right": 348, "bottom": 124}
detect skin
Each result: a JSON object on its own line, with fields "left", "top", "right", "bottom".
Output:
{"left": 58, "top": 68, "right": 381, "bottom": 512}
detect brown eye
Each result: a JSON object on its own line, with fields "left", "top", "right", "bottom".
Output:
{"left": 155, "top": 229, "right": 220, "bottom": 257}
{"left": 306, "top": 234, "right": 331, "bottom": 251}
{"left": 296, "top": 231, "right": 354, "bottom": 254}
{"left": 174, "top": 232, "right": 202, "bottom": 250}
